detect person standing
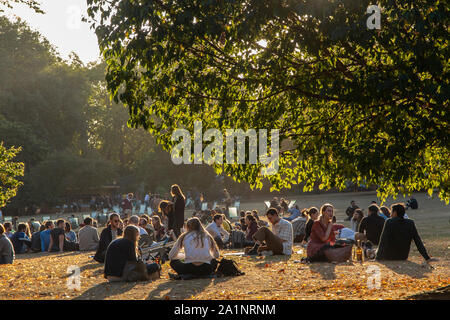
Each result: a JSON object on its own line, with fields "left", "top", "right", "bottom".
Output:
{"left": 144, "top": 193, "right": 151, "bottom": 212}
{"left": 345, "top": 200, "right": 359, "bottom": 221}
{"left": 222, "top": 189, "right": 232, "bottom": 218}
{"left": 121, "top": 193, "right": 133, "bottom": 218}
{"left": 171, "top": 184, "right": 186, "bottom": 238}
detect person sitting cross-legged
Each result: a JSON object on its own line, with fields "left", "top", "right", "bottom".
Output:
{"left": 305, "top": 203, "right": 350, "bottom": 263}
{"left": 206, "top": 214, "right": 230, "bottom": 249}
{"left": 104, "top": 225, "right": 161, "bottom": 282}
{"left": 168, "top": 217, "right": 219, "bottom": 279}
{"left": 247, "top": 208, "right": 293, "bottom": 256}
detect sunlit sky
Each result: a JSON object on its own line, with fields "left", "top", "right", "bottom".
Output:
{"left": 2, "top": 0, "right": 100, "bottom": 64}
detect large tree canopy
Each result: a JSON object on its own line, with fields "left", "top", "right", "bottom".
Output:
{"left": 87, "top": 0, "right": 449, "bottom": 202}
{"left": 0, "top": 0, "right": 43, "bottom": 13}
{"left": 0, "top": 16, "right": 242, "bottom": 213}
{"left": 0, "top": 143, "right": 24, "bottom": 208}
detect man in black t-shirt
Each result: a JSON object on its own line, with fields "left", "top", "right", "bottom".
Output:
{"left": 48, "top": 219, "right": 66, "bottom": 252}
{"left": 358, "top": 205, "right": 385, "bottom": 245}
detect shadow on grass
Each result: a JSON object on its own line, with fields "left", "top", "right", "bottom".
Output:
{"left": 146, "top": 276, "right": 232, "bottom": 300}
{"left": 15, "top": 251, "right": 90, "bottom": 261}
{"left": 73, "top": 281, "right": 138, "bottom": 300}
{"left": 377, "top": 260, "right": 432, "bottom": 279}
{"left": 249, "top": 254, "right": 291, "bottom": 268}
{"left": 307, "top": 262, "right": 338, "bottom": 280}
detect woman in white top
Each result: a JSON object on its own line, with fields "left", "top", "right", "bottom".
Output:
{"left": 169, "top": 217, "right": 220, "bottom": 277}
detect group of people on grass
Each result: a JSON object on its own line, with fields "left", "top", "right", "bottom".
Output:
{"left": 0, "top": 189, "right": 437, "bottom": 282}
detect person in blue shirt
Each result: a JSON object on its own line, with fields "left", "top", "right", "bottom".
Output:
{"left": 40, "top": 220, "right": 54, "bottom": 252}
{"left": 11, "top": 223, "right": 32, "bottom": 254}
{"left": 65, "top": 222, "right": 77, "bottom": 243}
{"left": 283, "top": 205, "right": 301, "bottom": 221}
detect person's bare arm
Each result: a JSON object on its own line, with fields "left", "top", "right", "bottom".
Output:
{"left": 319, "top": 223, "right": 333, "bottom": 242}
{"left": 47, "top": 237, "right": 53, "bottom": 253}
{"left": 59, "top": 234, "right": 64, "bottom": 252}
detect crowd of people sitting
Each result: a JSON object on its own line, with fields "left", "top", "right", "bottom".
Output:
{"left": 0, "top": 191, "right": 437, "bottom": 283}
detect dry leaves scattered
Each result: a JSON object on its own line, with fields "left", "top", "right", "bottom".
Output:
{"left": 0, "top": 241, "right": 448, "bottom": 300}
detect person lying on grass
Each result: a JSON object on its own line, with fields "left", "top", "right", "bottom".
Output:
{"left": 168, "top": 217, "right": 219, "bottom": 279}
{"left": 376, "top": 203, "right": 438, "bottom": 266}
{"left": 246, "top": 207, "right": 293, "bottom": 256}
{"left": 104, "top": 225, "right": 161, "bottom": 282}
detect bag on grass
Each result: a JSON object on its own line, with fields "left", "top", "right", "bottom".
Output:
{"left": 216, "top": 258, "right": 245, "bottom": 277}
{"left": 122, "top": 260, "right": 149, "bottom": 282}
{"left": 324, "top": 244, "right": 353, "bottom": 263}
{"left": 122, "top": 259, "right": 161, "bottom": 282}
{"left": 230, "top": 230, "right": 246, "bottom": 248}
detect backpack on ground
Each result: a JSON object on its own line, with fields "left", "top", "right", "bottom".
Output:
{"left": 216, "top": 258, "right": 245, "bottom": 277}
{"left": 230, "top": 230, "right": 246, "bottom": 248}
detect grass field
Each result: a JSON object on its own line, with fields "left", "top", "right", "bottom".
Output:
{"left": 1, "top": 191, "right": 449, "bottom": 300}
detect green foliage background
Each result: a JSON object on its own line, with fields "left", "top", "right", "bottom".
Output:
{"left": 85, "top": 0, "right": 449, "bottom": 202}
